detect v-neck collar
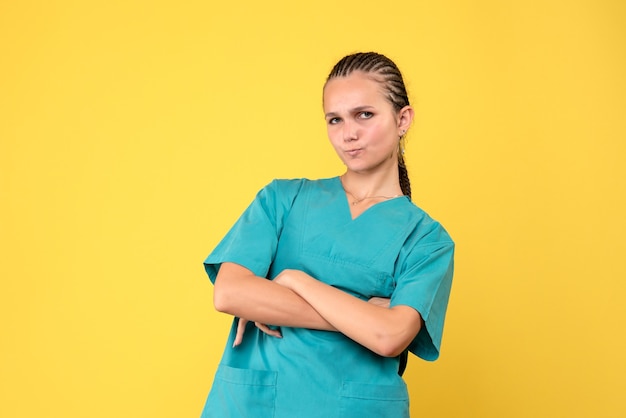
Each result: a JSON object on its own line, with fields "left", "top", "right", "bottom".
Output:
{"left": 331, "top": 176, "right": 409, "bottom": 221}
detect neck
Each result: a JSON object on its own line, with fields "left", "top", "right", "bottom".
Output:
{"left": 340, "top": 165, "right": 403, "bottom": 200}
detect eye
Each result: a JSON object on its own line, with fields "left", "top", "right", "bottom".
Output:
{"left": 327, "top": 117, "right": 341, "bottom": 125}
{"left": 359, "top": 111, "right": 374, "bottom": 119}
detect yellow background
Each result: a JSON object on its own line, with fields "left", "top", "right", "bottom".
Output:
{"left": 1, "top": 1, "right": 625, "bottom": 417}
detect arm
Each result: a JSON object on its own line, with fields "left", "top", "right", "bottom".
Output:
{"left": 213, "top": 262, "right": 336, "bottom": 331}
{"left": 274, "top": 269, "right": 423, "bottom": 358}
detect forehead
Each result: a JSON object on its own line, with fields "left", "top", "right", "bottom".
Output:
{"left": 323, "top": 72, "right": 389, "bottom": 111}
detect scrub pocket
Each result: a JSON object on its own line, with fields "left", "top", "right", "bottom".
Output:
{"left": 202, "top": 364, "right": 277, "bottom": 418}
{"left": 339, "top": 380, "right": 409, "bottom": 418}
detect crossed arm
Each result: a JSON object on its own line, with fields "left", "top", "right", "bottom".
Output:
{"left": 213, "top": 262, "right": 423, "bottom": 357}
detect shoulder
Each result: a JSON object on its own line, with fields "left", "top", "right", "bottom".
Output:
{"left": 256, "top": 177, "right": 337, "bottom": 208}
{"left": 261, "top": 177, "right": 337, "bottom": 196}
{"left": 402, "top": 200, "right": 454, "bottom": 249}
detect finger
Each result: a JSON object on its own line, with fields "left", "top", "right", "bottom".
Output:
{"left": 233, "top": 318, "right": 248, "bottom": 347}
{"left": 255, "top": 322, "right": 282, "bottom": 338}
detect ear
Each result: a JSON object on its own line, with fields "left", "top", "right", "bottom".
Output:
{"left": 397, "top": 105, "right": 415, "bottom": 135}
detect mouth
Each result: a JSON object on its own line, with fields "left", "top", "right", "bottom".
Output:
{"left": 345, "top": 148, "right": 363, "bottom": 157}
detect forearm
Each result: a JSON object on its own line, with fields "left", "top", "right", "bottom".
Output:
{"left": 213, "top": 262, "right": 336, "bottom": 331}
{"left": 277, "top": 270, "right": 422, "bottom": 357}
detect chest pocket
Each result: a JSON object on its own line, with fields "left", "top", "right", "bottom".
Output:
{"left": 298, "top": 210, "right": 407, "bottom": 300}
{"left": 303, "top": 250, "right": 396, "bottom": 299}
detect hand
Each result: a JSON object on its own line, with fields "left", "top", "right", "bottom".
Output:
{"left": 273, "top": 269, "right": 313, "bottom": 291}
{"left": 367, "top": 297, "right": 391, "bottom": 308}
{"left": 233, "top": 317, "right": 282, "bottom": 347}
{"left": 272, "top": 269, "right": 295, "bottom": 288}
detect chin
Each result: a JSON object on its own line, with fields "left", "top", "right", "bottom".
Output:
{"left": 346, "top": 159, "right": 394, "bottom": 174}
{"left": 346, "top": 165, "right": 373, "bottom": 174}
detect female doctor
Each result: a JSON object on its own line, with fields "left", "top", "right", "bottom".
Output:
{"left": 201, "top": 52, "right": 454, "bottom": 417}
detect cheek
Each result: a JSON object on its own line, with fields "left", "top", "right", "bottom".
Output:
{"left": 371, "top": 123, "right": 396, "bottom": 145}
{"left": 326, "top": 127, "right": 341, "bottom": 146}
{"left": 367, "top": 123, "right": 389, "bottom": 143}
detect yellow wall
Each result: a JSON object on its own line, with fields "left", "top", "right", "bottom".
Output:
{"left": 1, "top": 1, "right": 624, "bottom": 417}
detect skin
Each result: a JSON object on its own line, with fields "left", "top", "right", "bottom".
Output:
{"left": 323, "top": 71, "right": 414, "bottom": 218}
{"left": 213, "top": 71, "right": 422, "bottom": 357}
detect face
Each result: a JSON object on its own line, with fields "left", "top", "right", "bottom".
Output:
{"left": 323, "top": 71, "right": 408, "bottom": 175}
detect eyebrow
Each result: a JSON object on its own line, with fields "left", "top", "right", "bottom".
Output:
{"left": 324, "top": 105, "right": 375, "bottom": 119}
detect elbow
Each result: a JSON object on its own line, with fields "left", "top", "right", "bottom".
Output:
{"left": 375, "top": 339, "right": 410, "bottom": 358}
{"left": 212, "top": 262, "right": 254, "bottom": 315}
{"left": 213, "top": 281, "right": 235, "bottom": 314}
{"left": 372, "top": 323, "right": 422, "bottom": 357}
{"left": 370, "top": 307, "right": 423, "bottom": 357}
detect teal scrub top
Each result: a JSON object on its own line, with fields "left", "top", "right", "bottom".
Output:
{"left": 202, "top": 177, "right": 454, "bottom": 418}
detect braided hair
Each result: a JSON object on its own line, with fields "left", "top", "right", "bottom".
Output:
{"left": 326, "top": 52, "right": 412, "bottom": 200}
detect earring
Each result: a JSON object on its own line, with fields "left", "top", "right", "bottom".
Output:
{"left": 399, "top": 130, "right": 407, "bottom": 155}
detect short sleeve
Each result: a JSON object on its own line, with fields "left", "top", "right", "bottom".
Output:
{"left": 203, "top": 179, "right": 303, "bottom": 283}
{"left": 390, "top": 225, "right": 455, "bottom": 361}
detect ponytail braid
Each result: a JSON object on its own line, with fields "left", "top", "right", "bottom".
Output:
{"left": 398, "top": 155, "right": 411, "bottom": 200}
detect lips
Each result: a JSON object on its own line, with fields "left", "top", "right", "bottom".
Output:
{"left": 345, "top": 148, "right": 363, "bottom": 157}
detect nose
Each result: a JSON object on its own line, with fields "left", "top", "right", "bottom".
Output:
{"left": 342, "top": 120, "right": 357, "bottom": 142}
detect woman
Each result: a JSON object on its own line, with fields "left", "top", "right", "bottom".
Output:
{"left": 201, "top": 52, "right": 454, "bottom": 417}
